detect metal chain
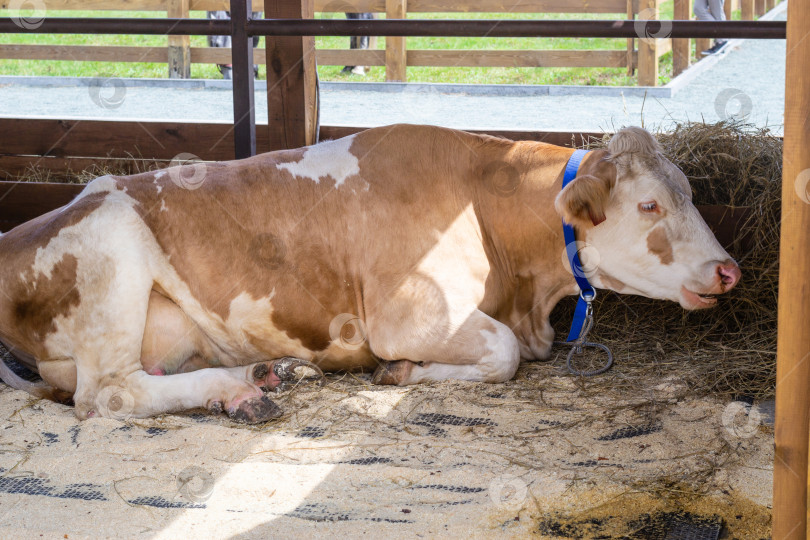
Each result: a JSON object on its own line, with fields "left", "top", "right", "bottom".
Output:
{"left": 553, "top": 297, "right": 614, "bottom": 377}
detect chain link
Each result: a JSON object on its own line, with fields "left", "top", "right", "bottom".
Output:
{"left": 553, "top": 297, "right": 613, "bottom": 377}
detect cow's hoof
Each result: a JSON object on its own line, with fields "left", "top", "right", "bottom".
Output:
{"left": 371, "top": 360, "right": 412, "bottom": 386}
{"left": 228, "top": 395, "right": 282, "bottom": 424}
{"left": 253, "top": 357, "right": 324, "bottom": 392}
{"left": 208, "top": 400, "right": 224, "bottom": 415}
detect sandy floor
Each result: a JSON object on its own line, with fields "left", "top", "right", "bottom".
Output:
{"left": 0, "top": 358, "right": 772, "bottom": 539}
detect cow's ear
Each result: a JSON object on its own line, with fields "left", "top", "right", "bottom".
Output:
{"left": 554, "top": 173, "right": 614, "bottom": 229}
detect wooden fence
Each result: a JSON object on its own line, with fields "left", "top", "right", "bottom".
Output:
{"left": 0, "top": 0, "right": 780, "bottom": 86}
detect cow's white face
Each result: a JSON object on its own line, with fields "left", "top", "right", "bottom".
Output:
{"left": 555, "top": 127, "right": 740, "bottom": 310}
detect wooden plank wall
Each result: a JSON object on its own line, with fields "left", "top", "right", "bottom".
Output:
{"left": 0, "top": 118, "right": 606, "bottom": 178}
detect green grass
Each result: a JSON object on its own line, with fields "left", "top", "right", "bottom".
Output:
{"left": 0, "top": 3, "right": 733, "bottom": 86}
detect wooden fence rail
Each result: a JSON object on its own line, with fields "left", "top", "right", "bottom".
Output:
{"left": 0, "top": 0, "right": 778, "bottom": 85}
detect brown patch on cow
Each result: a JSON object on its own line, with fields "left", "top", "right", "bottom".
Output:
{"left": 647, "top": 227, "right": 674, "bottom": 265}
{"left": 13, "top": 253, "right": 81, "bottom": 340}
{"left": 118, "top": 163, "right": 351, "bottom": 354}
{"left": 599, "top": 274, "right": 627, "bottom": 292}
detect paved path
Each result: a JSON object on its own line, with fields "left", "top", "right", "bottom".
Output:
{"left": 0, "top": 4, "right": 786, "bottom": 134}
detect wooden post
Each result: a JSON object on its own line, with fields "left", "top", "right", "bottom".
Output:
{"left": 265, "top": 0, "right": 318, "bottom": 150}
{"left": 167, "top": 0, "right": 190, "bottom": 79}
{"left": 231, "top": 0, "right": 255, "bottom": 158}
{"left": 637, "top": 0, "right": 659, "bottom": 86}
{"left": 756, "top": 0, "right": 766, "bottom": 16}
{"left": 672, "top": 0, "right": 690, "bottom": 76}
{"left": 774, "top": 0, "right": 810, "bottom": 537}
{"left": 627, "top": 0, "right": 635, "bottom": 75}
{"left": 695, "top": 36, "right": 711, "bottom": 57}
{"left": 385, "top": 0, "right": 407, "bottom": 82}
{"left": 742, "top": 0, "right": 755, "bottom": 19}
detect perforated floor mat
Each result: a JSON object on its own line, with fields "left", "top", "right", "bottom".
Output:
{"left": 0, "top": 365, "right": 772, "bottom": 538}
{"left": 630, "top": 512, "right": 723, "bottom": 540}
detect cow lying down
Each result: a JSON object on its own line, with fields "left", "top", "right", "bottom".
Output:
{"left": 0, "top": 124, "right": 740, "bottom": 423}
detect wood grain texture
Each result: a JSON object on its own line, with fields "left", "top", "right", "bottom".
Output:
{"left": 265, "top": 0, "right": 318, "bottom": 150}
{"left": 774, "top": 0, "right": 810, "bottom": 537}
{"left": 167, "top": 0, "right": 191, "bottom": 78}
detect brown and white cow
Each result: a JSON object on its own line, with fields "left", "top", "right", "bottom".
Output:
{"left": 0, "top": 124, "right": 740, "bottom": 423}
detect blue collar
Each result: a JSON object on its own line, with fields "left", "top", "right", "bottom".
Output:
{"left": 561, "top": 149, "right": 596, "bottom": 342}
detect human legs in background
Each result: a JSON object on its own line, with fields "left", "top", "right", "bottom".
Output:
{"left": 694, "top": 0, "right": 728, "bottom": 55}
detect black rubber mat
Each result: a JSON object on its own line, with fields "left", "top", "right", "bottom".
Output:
{"left": 413, "top": 484, "right": 484, "bottom": 494}
{"left": 0, "top": 469, "right": 106, "bottom": 502}
{"left": 630, "top": 511, "right": 722, "bottom": 540}
{"left": 339, "top": 456, "right": 392, "bottom": 465}
{"left": 538, "top": 511, "right": 723, "bottom": 539}
{"left": 411, "top": 413, "right": 495, "bottom": 427}
{"left": 297, "top": 426, "right": 326, "bottom": 438}
{"left": 287, "top": 502, "right": 414, "bottom": 524}
{"left": 128, "top": 495, "right": 205, "bottom": 509}
{"left": 1, "top": 354, "right": 40, "bottom": 383}
{"left": 597, "top": 423, "right": 662, "bottom": 441}
{"left": 408, "top": 412, "right": 496, "bottom": 436}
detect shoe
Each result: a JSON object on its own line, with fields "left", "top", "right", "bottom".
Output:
{"left": 701, "top": 40, "right": 728, "bottom": 56}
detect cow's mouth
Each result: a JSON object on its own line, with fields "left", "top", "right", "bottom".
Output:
{"left": 681, "top": 286, "right": 718, "bottom": 309}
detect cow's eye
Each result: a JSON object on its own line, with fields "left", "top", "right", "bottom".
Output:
{"left": 639, "top": 201, "right": 658, "bottom": 213}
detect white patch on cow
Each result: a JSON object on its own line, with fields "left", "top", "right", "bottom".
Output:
{"left": 403, "top": 324, "right": 519, "bottom": 384}
{"left": 33, "top": 188, "right": 138, "bottom": 282}
{"left": 160, "top": 199, "right": 168, "bottom": 212}
{"left": 415, "top": 204, "right": 490, "bottom": 325}
{"left": 28, "top": 195, "right": 156, "bottom": 398}
{"left": 276, "top": 135, "right": 360, "bottom": 188}
{"left": 59, "top": 175, "right": 117, "bottom": 214}
{"left": 154, "top": 171, "right": 165, "bottom": 194}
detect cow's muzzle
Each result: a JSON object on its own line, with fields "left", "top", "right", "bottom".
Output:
{"left": 681, "top": 259, "right": 741, "bottom": 309}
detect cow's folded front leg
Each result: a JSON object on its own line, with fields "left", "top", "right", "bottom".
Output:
{"left": 225, "top": 357, "right": 325, "bottom": 392}
{"left": 91, "top": 369, "right": 282, "bottom": 424}
{"left": 369, "top": 309, "right": 520, "bottom": 386}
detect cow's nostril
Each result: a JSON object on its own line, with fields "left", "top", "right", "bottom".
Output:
{"left": 717, "top": 262, "right": 741, "bottom": 289}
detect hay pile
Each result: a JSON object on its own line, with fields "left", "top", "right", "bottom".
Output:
{"left": 548, "top": 120, "right": 781, "bottom": 399}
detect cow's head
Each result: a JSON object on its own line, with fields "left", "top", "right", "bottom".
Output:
{"left": 554, "top": 127, "right": 740, "bottom": 309}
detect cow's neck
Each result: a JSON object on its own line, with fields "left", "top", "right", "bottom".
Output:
{"left": 469, "top": 140, "right": 581, "bottom": 322}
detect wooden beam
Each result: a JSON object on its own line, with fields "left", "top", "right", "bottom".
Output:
{"left": 0, "top": 182, "right": 85, "bottom": 232}
{"left": 774, "top": 0, "right": 810, "bottom": 537}
{"left": 0, "top": 0, "right": 633, "bottom": 12}
{"left": 0, "top": 155, "right": 169, "bottom": 180}
{"left": 0, "top": 45, "right": 635, "bottom": 70}
{"left": 406, "top": 49, "right": 631, "bottom": 67}
{"left": 0, "top": 118, "right": 609, "bottom": 167}
{"left": 385, "top": 0, "right": 408, "bottom": 82}
{"left": 0, "top": 118, "right": 259, "bottom": 161}
{"left": 741, "top": 0, "right": 755, "bottom": 19}
{"left": 0, "top": 44, "right": 167, "bottom": 62}
{"left": 316, "top": 48, "right": 385, "bottom": 66}
{"left": 636, "top": 0, "right": 659, "bottom": 86}
{"left": 672, "top": 0, "right": 690, "bottom": 75}
{"left": 167, "top": 0, "right": 190, "bottom": 78}
{"left": 626, "top": 0, "right": 635, "bottom": 75}
{"left": 265, "top": 0, "right": 317, "bottom": 151}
